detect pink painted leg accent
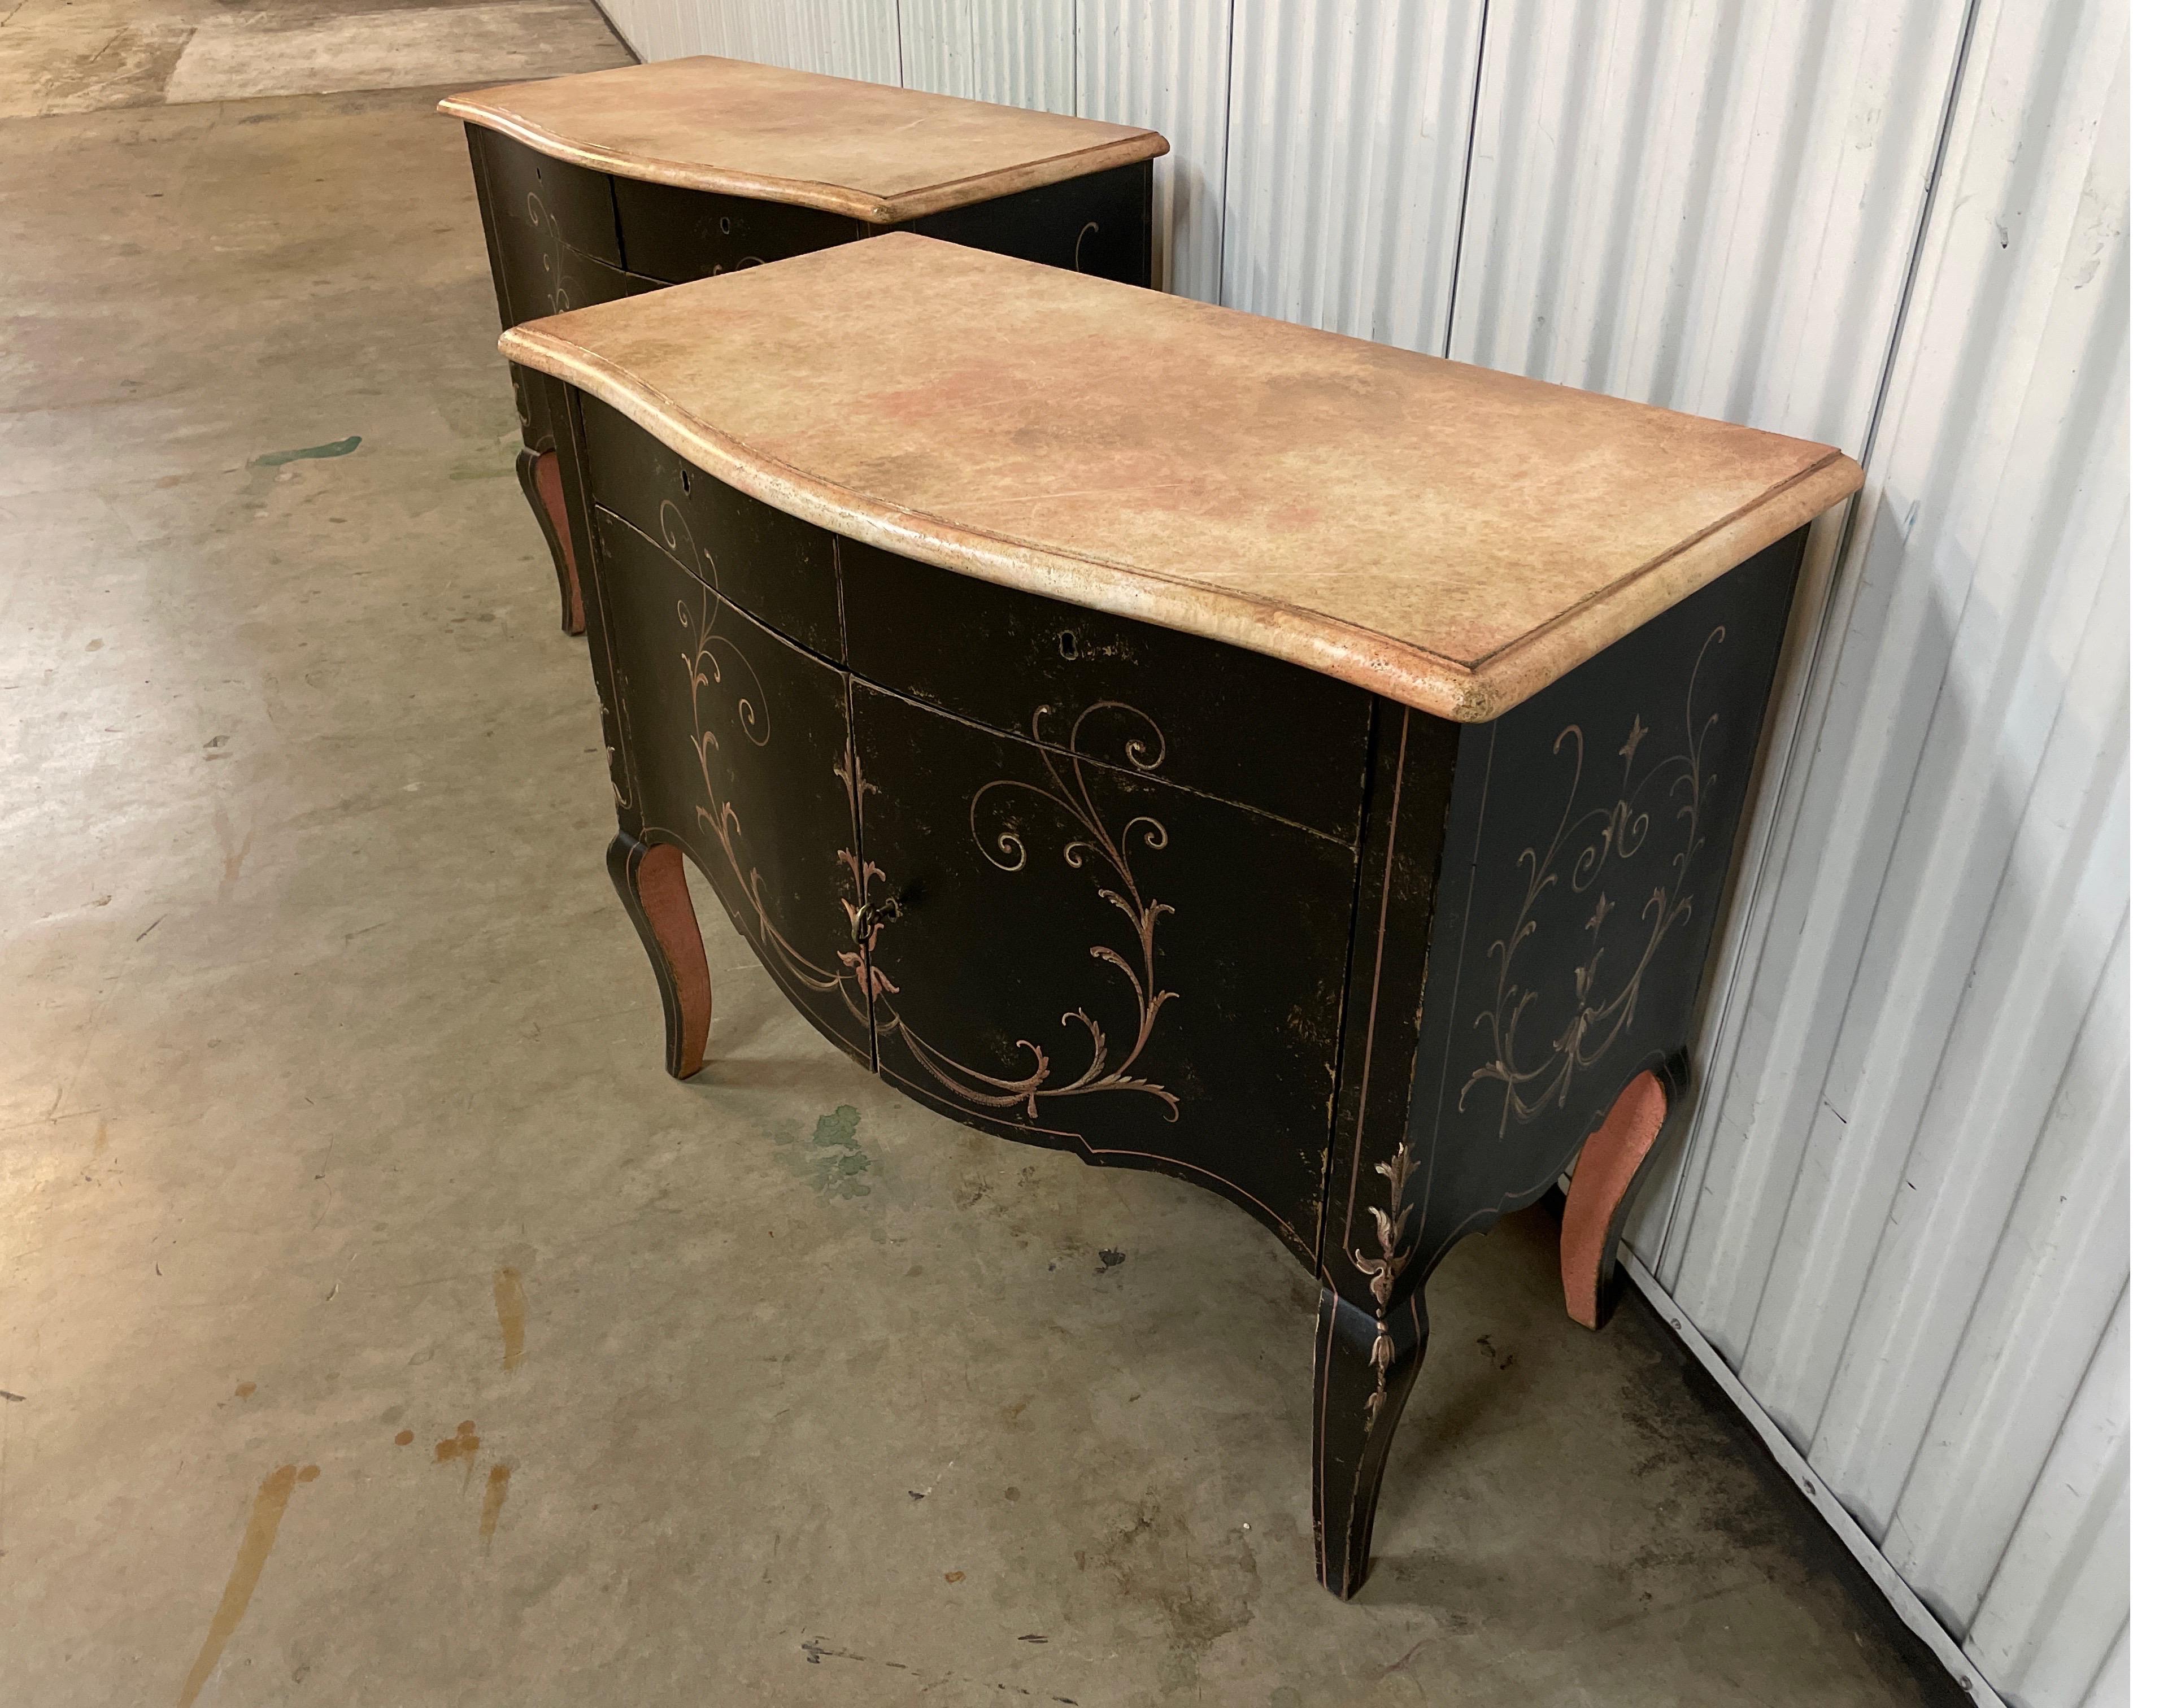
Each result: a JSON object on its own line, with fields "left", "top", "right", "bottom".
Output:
{"left": 535, "top": 447, "right": 584, "bottom": 635}
{"left": 634, "top": 843, "right": 711, "bottom": 1080}
{"left": 1561, "top": 1070, "right": 1670, "bottom": 1330}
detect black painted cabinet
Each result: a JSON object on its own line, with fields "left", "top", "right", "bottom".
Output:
{"left": 459, "top": 123, "right": 1155, "bottom": 637}
{"left": 549, "top": 385, "right": 1809, "bottom": 1601}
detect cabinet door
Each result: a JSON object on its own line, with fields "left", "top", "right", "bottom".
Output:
{"left": 593, "top": 510, "right": 872, "bottom": 1065}
{"left": 850, "top": 682, "right": 1357, "bottom": 1261}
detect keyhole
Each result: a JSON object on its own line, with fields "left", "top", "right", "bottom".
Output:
{"left": 680, "top": 469, "right": 692, "bottom": 495}
{"left": 719, "top": 216, "right": 733, "bottom": 235}
{"left": 1057, "top": 630, "right": 1079, "bottom": 660}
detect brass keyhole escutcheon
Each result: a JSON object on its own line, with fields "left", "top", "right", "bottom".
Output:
{"left": 851, "top": 895, "right": 904, "bottom": 946}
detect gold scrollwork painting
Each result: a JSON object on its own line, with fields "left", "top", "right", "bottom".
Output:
{"left": 1460, "top": 626, "right": 1730, "bottom": 1136}
{"left": 873, "top": 702, "right": 1181, "bottom": 1122}
{"left": 525, "top": 191, "right": 572, "bottom": 314}
{"left": 1349, "top": 1140, "right": 1417, "bottom": 1427}
{"left": 665, "top": 512, "right": 1182, "bottom": 1125}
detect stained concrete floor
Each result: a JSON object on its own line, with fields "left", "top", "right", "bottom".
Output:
{"left": 0, "top": 6, "right": 1965, "bottom": 1705}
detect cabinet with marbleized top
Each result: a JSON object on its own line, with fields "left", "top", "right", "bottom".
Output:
{"left": 442, "top": 55, "right": 1166, "bottom": 635}
{"left": 499, "top": 235, "right": 1863, "bottom": 1599}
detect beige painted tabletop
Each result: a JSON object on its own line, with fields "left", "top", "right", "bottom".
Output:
{"left": 502, "top": 234, "right": 1862, "bottom": 722}
{"left": 439, "top": 55, "right": 1168, "bottom": 223}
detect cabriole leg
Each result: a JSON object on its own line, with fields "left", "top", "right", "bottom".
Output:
{"left": 1312, "top": 1286, "right": 1429, "bottom": 1599}
{"left": 1560, "top": 1069, "right": 1673, "bottom": 1330}
{"left": 607, "top": 833, "right": 710, "bottom": 1079}
{"left": 516, "top": 444, "right": 585, "bottom": 635}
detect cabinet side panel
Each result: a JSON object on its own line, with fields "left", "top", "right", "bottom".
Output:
{"left": 1407, "top": 531, "right": 1807, "bottom": 1267}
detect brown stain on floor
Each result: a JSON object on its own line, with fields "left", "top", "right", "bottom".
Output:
{"left": 233, "top": 1382, "right": 255, "bottom": 1399}
{"left": 493, "top": 1267, "right": 526, "bottom": 1371}
{"left": 394, "top": 1428, "right": 413, "bottom": 1446}
{"left": 175, "top": 1462, "right": 315, "bottom": 1708}
{"left": 436, "top": 1420, "right": 481, "bottom": 1487}
{"left": 480, "top": 1462, "right": 512, "bottom": 1544}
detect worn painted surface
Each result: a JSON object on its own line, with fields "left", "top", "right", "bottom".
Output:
{"left": 0, "top": 1, "right": 1957, "bottom": 1700}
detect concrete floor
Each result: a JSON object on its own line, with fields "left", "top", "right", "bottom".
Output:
{"left": 0, "top": 6, "right": 1964, "bottom": 1703}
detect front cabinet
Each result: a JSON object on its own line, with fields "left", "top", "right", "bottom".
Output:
{"left": 849, "top": 682, "right": 1359, "bottom": 1261}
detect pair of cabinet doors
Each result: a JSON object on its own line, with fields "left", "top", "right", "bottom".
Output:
{"left": 582, "top": 400, "right": 1372, "bottom": 1265}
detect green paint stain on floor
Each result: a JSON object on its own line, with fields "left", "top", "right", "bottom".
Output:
{"left": 251, "top": 434, "right": 361, "bottom": 467}
{"left": 780, "top": 1104, "right": 872, "bottom": 1200}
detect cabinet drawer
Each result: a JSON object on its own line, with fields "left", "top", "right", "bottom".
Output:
{"left": 839, "top": 540, "right": 1372, "bottom": 843}
{"left": 578, "top": 397, "right": 842, "bottom": 660}
{"left": 613, "top": 177, "right": 863, "bottom": 284}
{"left": 471, "top": 124, "right": 621, "bottom": 270}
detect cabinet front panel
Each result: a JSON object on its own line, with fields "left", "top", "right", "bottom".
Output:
{"left": 613, "top": 176, "right": 864, "bottom": 284}
{"left": 471, "top": 125, "right": 622, "bottom": 277}
{"left": 851, "top": 681, "right": 1356, "bottom": 1258}
{"left": 472, "top": 128, "right": 655, "bottom": 455}
{"left": 841, "top": 541, "right": 1372, "bottom": 843}
{"left": 907, "top": 162, "right": 1153, "bottom": 287}
{"left": 581, "top": 399, "right": 843, "bottom": 660}
{"left": 594, "top": 510, "right": 872, "bottom": 1065}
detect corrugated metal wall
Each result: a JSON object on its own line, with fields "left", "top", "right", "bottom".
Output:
{"left": 582, "top": 3, "right": 2129, "bottom": 1700}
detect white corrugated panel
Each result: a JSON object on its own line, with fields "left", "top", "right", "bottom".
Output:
{"left": 900, "top": 1, "right": 1073, "bottom": 111}
{"left": 1450, "top": 1, "right": 1966, "bottom": 447}
{"left": 1074, "top": 0, "right": 1232, "bottom": 300}
{"left": 528, "top": 5, "right": 2134, "bottom": 1699}
{"left": 1644, "top": 0, "right": 2129, "bottom": 1701}
{"left": 594, "top": 1, "right": 898, "bottom": 81}
{"left": 735, "top": 1, "right": 902, "bottom": 82}
{"left": 1218, "top": 0, "right": 1482, "bottom": 354}
{"left": 594, "top": 0, "right": 686, "bottom": 61}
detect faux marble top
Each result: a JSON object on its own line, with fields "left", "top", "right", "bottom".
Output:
{"left": 502, "top": 234, "right": 1862, "bottom": 721}
{"left": 440, "top": 55, "right": 1168, "bottom": 223}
